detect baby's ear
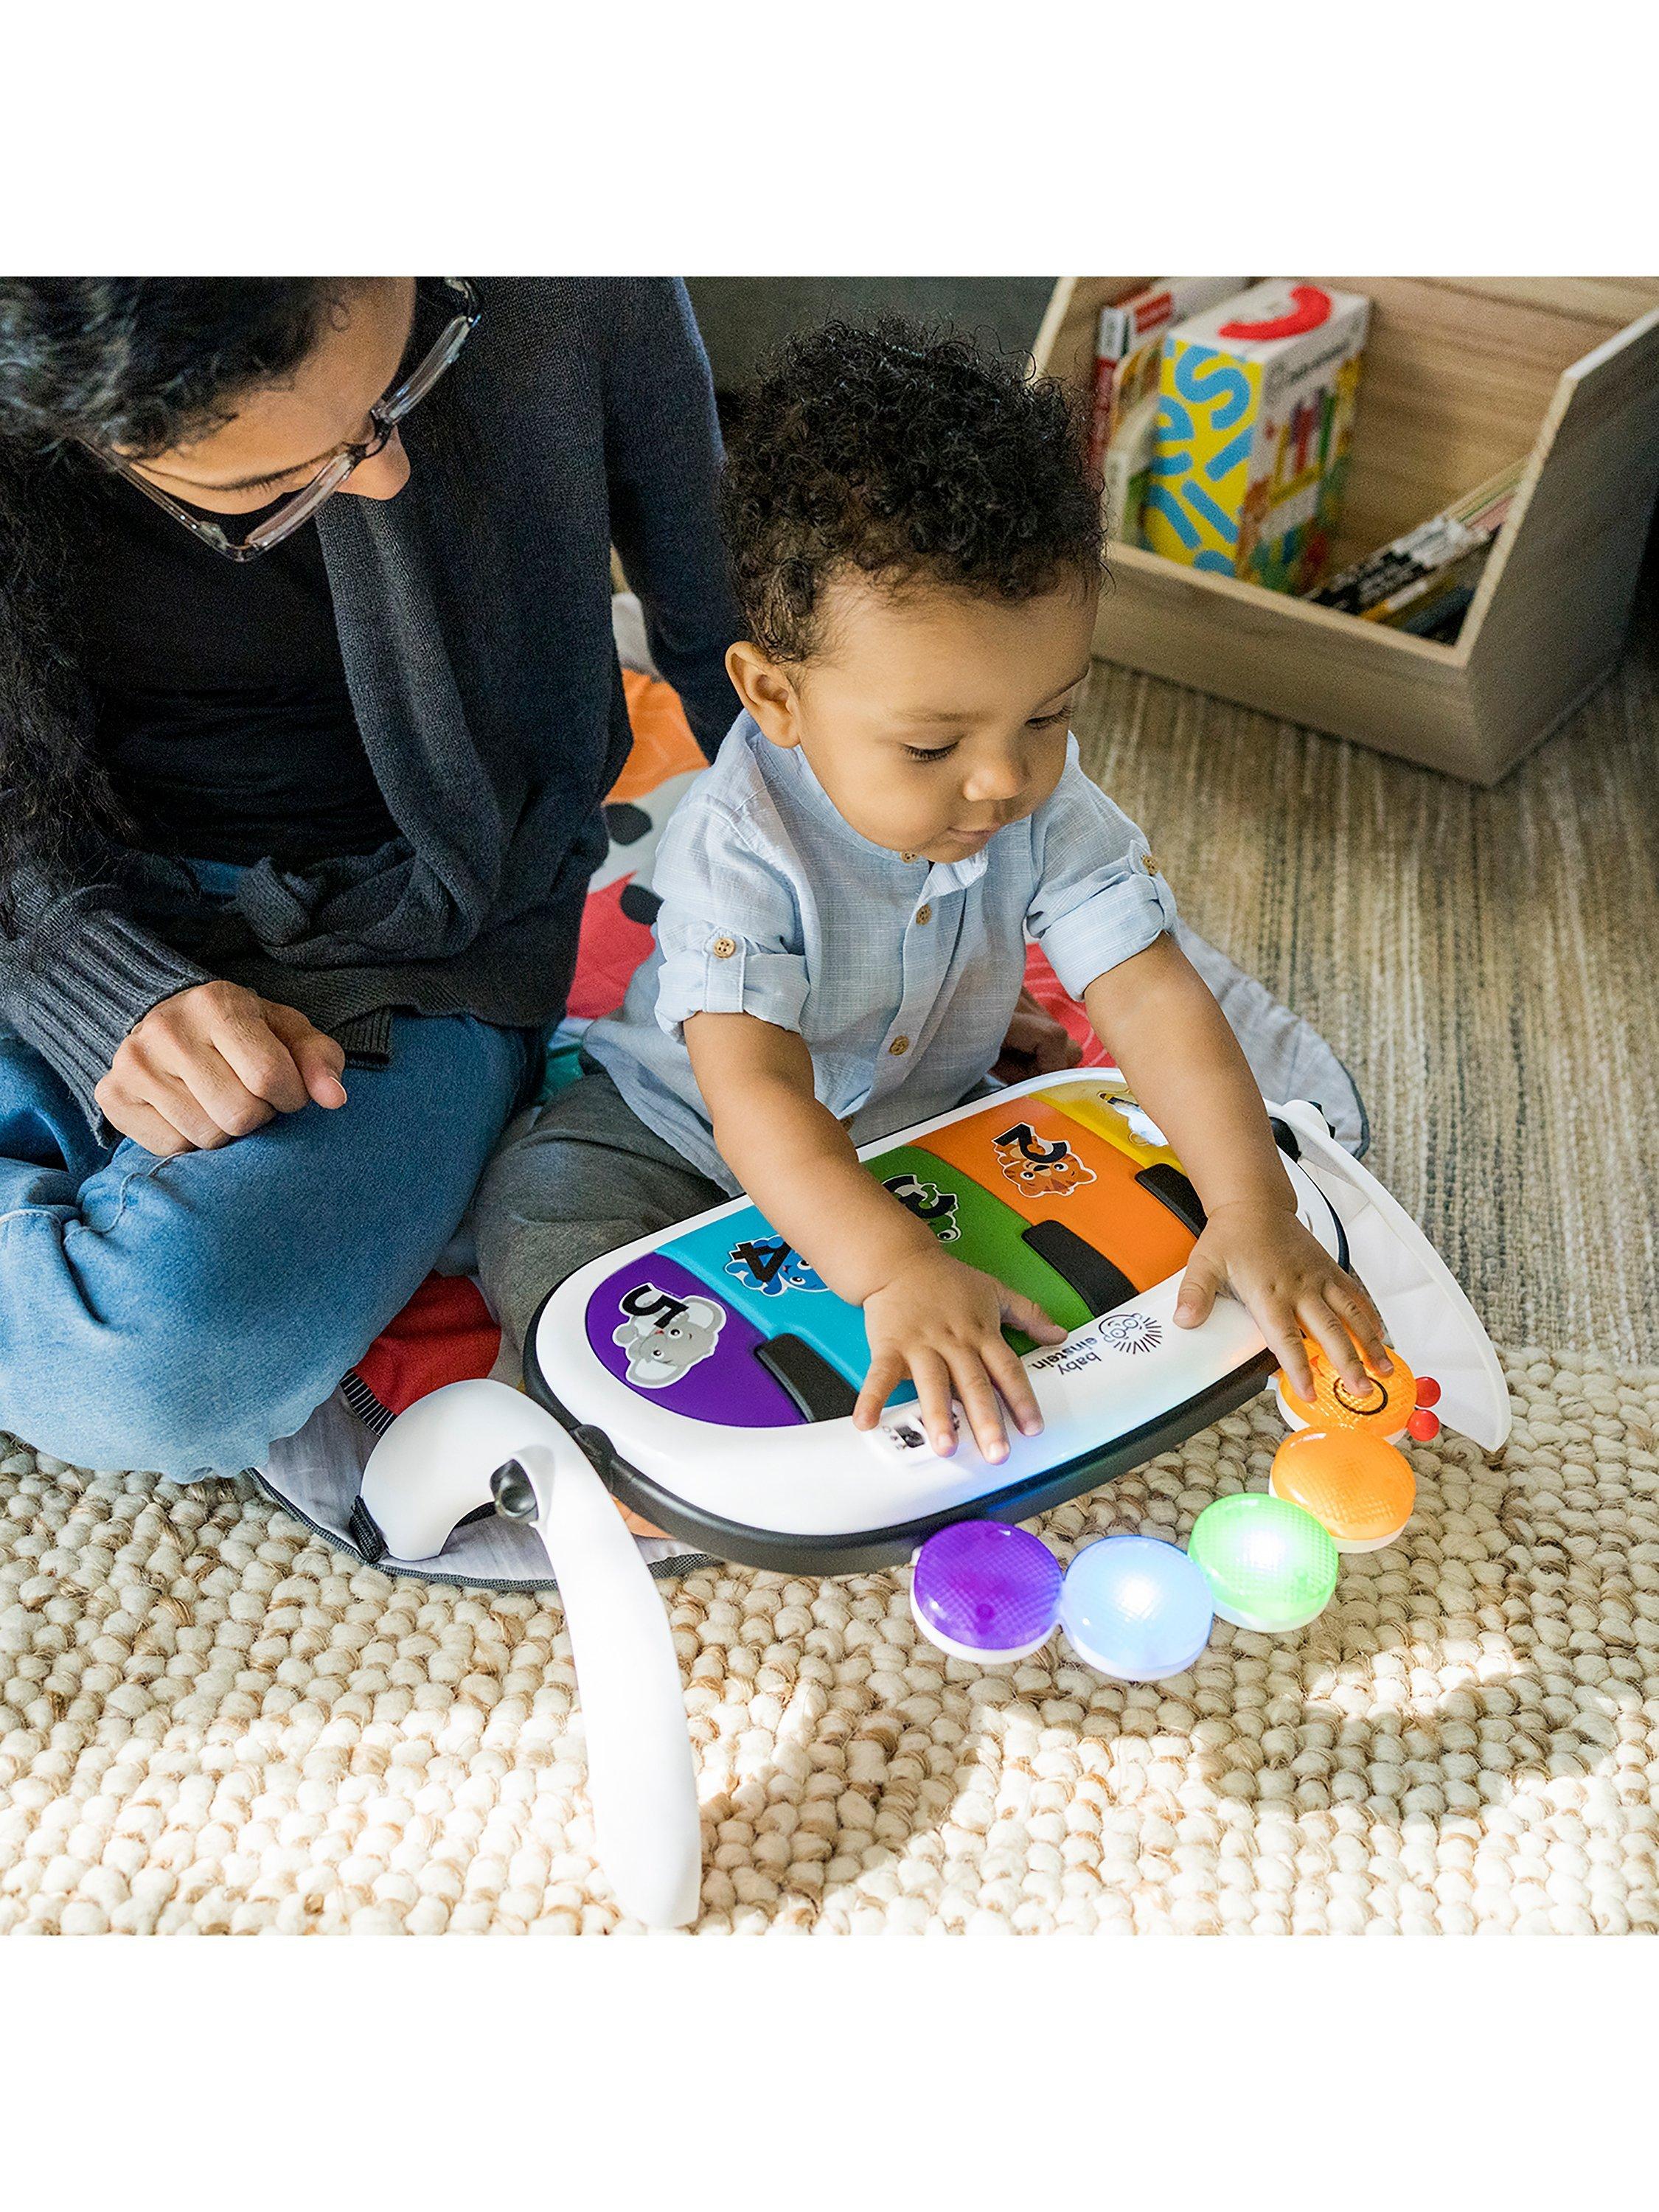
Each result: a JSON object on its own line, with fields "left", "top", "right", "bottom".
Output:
{"left": 726, "top": 640, "right": 801, "bottom": 750}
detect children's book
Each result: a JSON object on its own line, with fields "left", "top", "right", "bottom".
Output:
{"left": 1087, "top": 277, "right": 1246, "bottom": 544}
{"left": 1308, "top": 459, "right": 1526, "bottom": 637}
{"left": 1143, "top": 281, "right": 1371, "bottom": 594}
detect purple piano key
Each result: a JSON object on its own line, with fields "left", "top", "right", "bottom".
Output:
{"left": 583, "top": 1252, "right": 804, "bottom": 1427}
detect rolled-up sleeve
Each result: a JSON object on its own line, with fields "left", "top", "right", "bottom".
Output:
{"left": 1026, "top": 744, "right": 1178, "bottom": 998}
{"left": 651, "top": 796, "right": 811, "bottom": 1038}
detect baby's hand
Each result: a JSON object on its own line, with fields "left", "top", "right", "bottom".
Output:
{"left": 1173, "top": 1197, "right": 1391, "bottom": 1402}
{"left": 855, "top": 1249, "right": 1067, "bottom": 1463}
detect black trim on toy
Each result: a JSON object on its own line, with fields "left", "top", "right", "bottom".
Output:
{"left": 524, "top": 1290, "right": 1277, "bottom": 1575}
{"left": 1134, "top": 1163, "right": 1208, "bottom": 1237}
{"left": 753, "top": 1333, "right": 860, "bottom": 1421}
{"left": 1020, "top": 1219, "right": 1135, "bottom": 1317}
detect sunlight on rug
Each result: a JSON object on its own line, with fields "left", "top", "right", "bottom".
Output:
{"left": 2, "top": 1346, "right": 1655, "bottom": 1935}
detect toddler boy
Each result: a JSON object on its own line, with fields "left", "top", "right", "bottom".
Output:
{"left": 475, "top": 320, "right": 1385, "bottom": 1464}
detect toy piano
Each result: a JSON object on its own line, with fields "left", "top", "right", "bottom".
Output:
{"left": 518, "top": 1069, "right": 1510, "bottom": 1573}
{"left": 359, "top": 1067, "right": 1509, "bottom": 1925}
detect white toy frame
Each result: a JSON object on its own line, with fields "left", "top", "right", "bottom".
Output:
{"left": 518, "top": 1073, "right": 1509, "bottom": 1572}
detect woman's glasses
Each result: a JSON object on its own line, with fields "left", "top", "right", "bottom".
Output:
{"left": 84, "top": 277, "right": 481, "bottom": 563}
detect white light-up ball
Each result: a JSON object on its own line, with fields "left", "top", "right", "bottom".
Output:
{"left": 1058, "top": 1534, "right": 1215, "bottom": 1681}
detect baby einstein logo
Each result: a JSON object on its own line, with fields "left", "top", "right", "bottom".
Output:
{"left": 1100, "top": 1312, "right": 1163, "bottom": 1356}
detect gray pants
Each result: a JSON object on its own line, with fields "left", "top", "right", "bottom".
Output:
{"left": 473, "top": 1062, "right": 726, "bottom": 1354}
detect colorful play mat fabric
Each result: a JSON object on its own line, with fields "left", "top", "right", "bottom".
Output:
{"left": 258, "top": 601, "right": 1368, "bottom": 1585}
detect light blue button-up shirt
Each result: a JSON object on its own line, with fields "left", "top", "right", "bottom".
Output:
{"left": 583, "top": 714, "right": 1178, "bottom": 1194}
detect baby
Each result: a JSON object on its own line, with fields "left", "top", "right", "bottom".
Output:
{"left": 476, "top": 319, "right": 1387, "bottom": 1464}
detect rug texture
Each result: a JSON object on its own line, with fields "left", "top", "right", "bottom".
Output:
{"left": 2, "top": 1346, "right": 1655, "bottom": 1934}
{"left": 1071, "top": 573, "right": 1659, "bottom": 1368}
{"left": 4, "top": 557, "right": 1656, "bottom": 1935}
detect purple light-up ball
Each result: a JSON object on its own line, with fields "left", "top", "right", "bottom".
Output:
{"left": 910, "top": 1521, "right": 1062, "bottom": 1663}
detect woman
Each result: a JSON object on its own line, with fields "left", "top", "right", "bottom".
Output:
{"left": 0, "top": 276, "right": 1077, "bottom": 1483}
{"left": 0, "top": 277, "right": 746, "bottom": 1477}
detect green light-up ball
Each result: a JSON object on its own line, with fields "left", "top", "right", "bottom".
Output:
{"left": 1187, "top": 1493, "right": 1339, "bottom": 1633}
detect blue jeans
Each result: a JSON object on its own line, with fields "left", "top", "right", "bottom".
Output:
{"left": 0, "top": 1005, "right": 539, "bottom": 1479}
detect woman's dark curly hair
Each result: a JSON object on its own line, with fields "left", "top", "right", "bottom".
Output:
{"left": 717, "top": 316, "right": 1103, "bottom": 662}
{"left": 0, "top": 279, "right": 343, "bottom": 923}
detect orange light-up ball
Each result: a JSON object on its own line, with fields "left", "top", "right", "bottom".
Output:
{"left": 1274, "top": 1336, "right": 1417, "bottom": 1443}
{"left": 1269, "top": 1426, "right": 1416, "bottom": 1553}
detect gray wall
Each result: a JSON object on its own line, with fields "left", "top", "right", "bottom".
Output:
{"left": 685, "top": 278, "right": 1057, "bottom": 391}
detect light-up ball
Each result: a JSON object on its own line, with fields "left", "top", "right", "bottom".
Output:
{"left": 1058, "top": 1535, "right": 1214, "bottom": 1681}
{"left": 1188, "top": 1494, "right": 1339, "bottom": 1633}
{"left": 910, "top": 1521, "right": 1062, "bottom": 1663}
{"left": 1269, "top": 1426, "right": 1416, "bottom": 1553}
{"left": 1274, "top": 1337, "right": 1416, "bottom": 1443}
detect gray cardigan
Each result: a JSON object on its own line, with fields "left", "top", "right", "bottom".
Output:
{"left": 1, "top": 279, "right": 741, "bottom": 1133}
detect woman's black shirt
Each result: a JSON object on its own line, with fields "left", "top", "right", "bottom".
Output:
{"left": 76, "top": 473, "right": 399, "bottom": 868}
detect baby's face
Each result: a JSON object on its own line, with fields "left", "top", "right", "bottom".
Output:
{"left": 742, "top": 572, "right": 1097, "bottom": 864}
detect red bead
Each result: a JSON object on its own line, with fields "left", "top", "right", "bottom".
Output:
{"left": 1407, "top": 1408, "right": 1441, "bottom": 1442}
{"left": 1415, "top": 1375, "right": 1441, "bottom": 1408}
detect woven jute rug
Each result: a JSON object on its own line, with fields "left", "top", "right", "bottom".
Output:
{"left": 3, "top": 1346, "right": 1655, "bottom": 1935}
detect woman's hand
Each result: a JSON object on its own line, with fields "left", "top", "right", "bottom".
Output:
{"left": 1172, "top": 1197, "right": 1391, "bottom": 1401}
{"left": 855, "top": 1248, "right": 1067, "bottom": 1463}
{"left": 992, "top": 985, "right": 1082, "bottom": 1085}
{"left": 96, "top": 979, "right": 349, "bottom": 1158}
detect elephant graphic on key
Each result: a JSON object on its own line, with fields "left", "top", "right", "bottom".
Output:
{"left": 613, "top": 1282, "right": 726, "bottom": 1389}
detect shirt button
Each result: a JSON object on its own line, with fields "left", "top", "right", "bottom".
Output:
{"left": 711, "top": 934, "right": 737, "bottom": 959}
{"left": 888, "top": 1035, "right": 911, "bottom": 1057}
{"left": 914, "top": 904, "right": 933, "bottom": 925}
{"left": 899, "top": 850, "right": 919, "bottom": 864}
{"left": 1141, "top": 852, "right": 1161, "bottom": 877}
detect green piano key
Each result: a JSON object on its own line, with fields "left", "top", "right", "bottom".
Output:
{"left": 862, "top": 1141, "right": 1093, "bottom": 1348}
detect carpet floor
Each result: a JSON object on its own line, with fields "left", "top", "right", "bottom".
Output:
{"left": 3, "top": 562, "right": 1657, "bottom": 1935}
{"left": 2, "top": 1349, "right": 1654, "bottom": 1934}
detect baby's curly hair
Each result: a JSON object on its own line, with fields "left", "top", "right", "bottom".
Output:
{"left": 718, "top": 317, "right": 1102, "bottom": 662}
